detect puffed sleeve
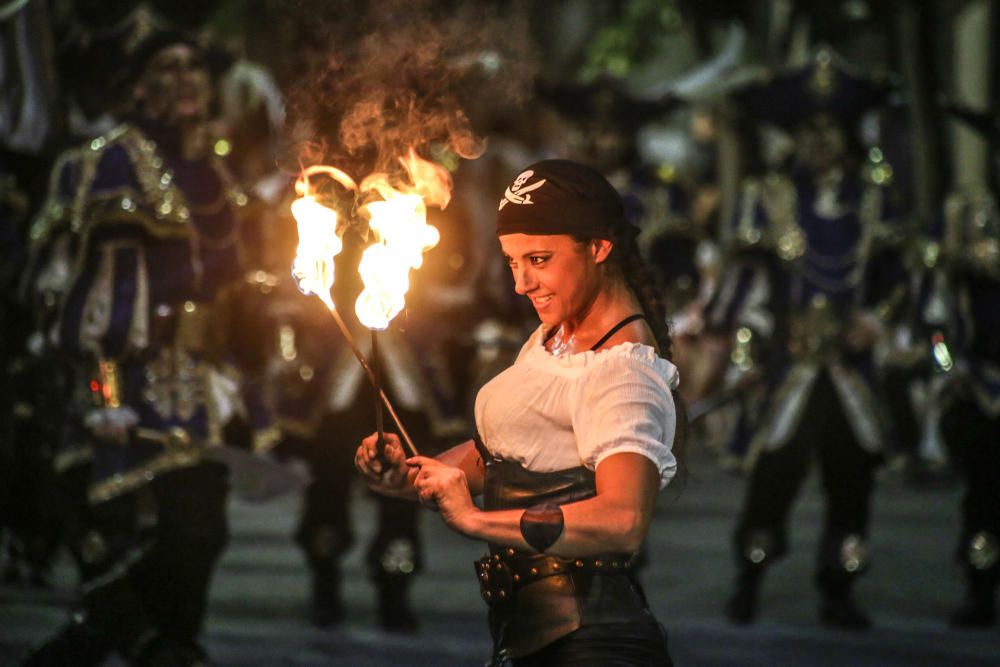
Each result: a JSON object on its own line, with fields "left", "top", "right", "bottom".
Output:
{"left": 571, "top": 350, "right": 679, "bottom": 489}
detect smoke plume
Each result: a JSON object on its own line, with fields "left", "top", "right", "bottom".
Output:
{"left": 279, "top": 0, "right": 537, "bottom": 182}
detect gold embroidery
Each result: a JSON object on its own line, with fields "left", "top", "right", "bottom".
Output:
{"left": 142, "top": 348, "right": 207, "bottom": 422}
{"left": 88, "top": 447, "right": 203, "bottom": 504}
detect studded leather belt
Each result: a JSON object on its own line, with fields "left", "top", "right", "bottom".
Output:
{"left": 474, "top": 548, "right": 634, "bottom": 605}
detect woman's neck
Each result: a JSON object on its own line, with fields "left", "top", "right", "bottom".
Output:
{"left": 556, "top": 280, "right": 643, "bottom": 350}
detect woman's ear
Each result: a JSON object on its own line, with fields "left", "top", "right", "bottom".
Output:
{"left": 591, "top": 238, "right": 613, "bottom": 264}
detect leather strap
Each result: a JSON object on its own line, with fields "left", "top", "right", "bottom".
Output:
{"left": 590, "top": 313, "right": 645, "bottom": 351}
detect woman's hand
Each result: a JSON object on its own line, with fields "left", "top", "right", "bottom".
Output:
{"left": 354, "top": 432, "right": 417, "bottom": 499}
{"left": 408, "top": 456, "right": 480, "bottom": 536}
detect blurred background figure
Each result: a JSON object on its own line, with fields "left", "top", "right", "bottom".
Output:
{"left": 912, "top": 146, "right": 1000, "bottom": 628}
{"left": 700, "top": 49, "right": 906, "bottom": 630}
{"left": 910, "top": 103, "right": 1000, "bottom": 630}
{"left": 931, "top": 171, "right": 1000, "bottom": 629}
{"left": 22, "top": 23, "right": 255, "bottom": 665}
{"left": 0, "top": 0, "right": 69, "bottom": 593}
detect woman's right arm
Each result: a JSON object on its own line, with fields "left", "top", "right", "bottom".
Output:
{"left": 355, "top": 434, "right": 484, "bottom": 500}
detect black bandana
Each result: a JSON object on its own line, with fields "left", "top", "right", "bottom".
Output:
{"left": 495, "top": 159, "right": 626, "bottom": 238}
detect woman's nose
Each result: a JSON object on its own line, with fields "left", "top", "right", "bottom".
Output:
{"left": 513, "top": 266, "right": 535, "bottom": 295}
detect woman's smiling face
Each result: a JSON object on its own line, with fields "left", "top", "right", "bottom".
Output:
{"left": 499, "top": 233, "right": 610, "bottom": 328}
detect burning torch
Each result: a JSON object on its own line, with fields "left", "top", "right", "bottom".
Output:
{"left": 290, "top": 151, "right": 448, "bottom": 460}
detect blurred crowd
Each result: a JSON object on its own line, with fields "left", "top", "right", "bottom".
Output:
{"left": 1, "top": 1, "right": 998, "bottom": 665}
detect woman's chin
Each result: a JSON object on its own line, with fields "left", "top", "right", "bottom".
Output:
{"left": 536, "top": 311, "right": 561, "bottom": 328}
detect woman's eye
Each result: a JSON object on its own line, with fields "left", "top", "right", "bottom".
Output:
{"left": 529, "top": 256, "right": 547, "bottom": 266}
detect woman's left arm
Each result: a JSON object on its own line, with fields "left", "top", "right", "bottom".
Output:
{"left": 409, "top": 451, "right": 661, "bottom": 556}
{"left": 410, "top": 354, "right": 674, "bottom": 556}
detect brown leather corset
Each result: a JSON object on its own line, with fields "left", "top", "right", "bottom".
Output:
{"left": 477, "top": 455, "right": 655, "bottom": 658}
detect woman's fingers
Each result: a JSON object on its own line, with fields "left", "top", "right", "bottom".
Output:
{"left": 415, "top": 482, "right": 439, "bottom": 510}
{"left": 355, "top": 433, "right": 425, "bottom": 502}
{"left": 406, "top": 455, "right": 440, "bottom": 469}
{"left": 411, "top": 462, "right": 448, "bottom": 508}
{"left": 355, "top": 432, "right": 405, "bottom": 476}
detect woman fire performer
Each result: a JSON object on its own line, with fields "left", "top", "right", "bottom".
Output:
{"left": 356, "top": 159, "right": 684, "bottom": 665}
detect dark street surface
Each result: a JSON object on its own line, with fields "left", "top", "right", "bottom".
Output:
{"left": 2, "top": 446, "right": 997, "bottom": 666}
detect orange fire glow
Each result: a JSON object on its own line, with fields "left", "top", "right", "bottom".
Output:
{"left": 290, "top": 149, "right": 446, "bottom": 329}
{"left": 289, "top": 166, "right": 357, "bottom": 311}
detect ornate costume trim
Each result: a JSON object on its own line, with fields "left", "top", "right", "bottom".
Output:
{"left": 129, "top": 245, "right": 150, "bottom": 350}
{"left": 87, "top": 445, "right": 203, "bottom": 504}
{"left": 752, "top": 363, "right": 820, "bottom": 459}
{"left": 71, "top": 124, "right": 249, "bottom": 244}
{"left": 53, "top": 445, "right": 94, "bottom": 473}
{"left": 729, "top": 172, "right": 892, "bottom": 282}
{"left": 77, "top": 242, "right": 117, "bottom": 356}
{"left": 28, "top": 149, "right": 80, "bottom": 245}
{"left": 827, "top": 362, "right": 883, "bottom": 451}
{"left": 252, "top": 425, "right": 283, "bottom": 454}
{"left": 943, "top": 189, "right": 1000, "bottom": 281}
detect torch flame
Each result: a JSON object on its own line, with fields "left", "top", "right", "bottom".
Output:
{"left": 400, "top": 147, "right": 452, "bottom": 210}
{"left": 290, "top": 150, "right": 447, "bottom": 329}
{"left": 353, "top": 148, "right": 446, "bottom": 329}
{"left": 289, "top": 166, "right": 358, "bottom": 311}
{"left": 290, "top": 195, "right": 340, "bottom": 311}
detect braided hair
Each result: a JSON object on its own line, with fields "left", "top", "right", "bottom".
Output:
{"left": 580, "top": 221, "right": 689, "bottom": 488}
{"left": 600, "top": 221, "right": 672, "bottom": 360}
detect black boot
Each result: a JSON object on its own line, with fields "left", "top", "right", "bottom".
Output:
{"left": 816, "top": 570, "right": 871, "bottom": 631}
{"left": 819, "top": 595, "right": 872, "bottom": 631}
{"left": 950, "top": 571, "right": 997, "bottom": 629}
{"left": 724, "top": 564, "right": 764, "bottom": 625}
{"left": 950, "top": 594, "right": 996, "bottom": 628}
{"left": 22, "top": 610, "right": 112, "bottom": 667}
{"left": 376, "top": 572, "right": 418, "bottom": 634}
{"left": 3, "top": 559, "right": 23, "bottom": 585}
{"left": 309, "top": 564, "right": 344, "bottom": 628}
{"left": 132, "top": 634, "right": 208, "bottom": 667}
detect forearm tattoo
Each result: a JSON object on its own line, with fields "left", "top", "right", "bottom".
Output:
{"left": 519, "top": 503, "right": 564, "bottom": 553}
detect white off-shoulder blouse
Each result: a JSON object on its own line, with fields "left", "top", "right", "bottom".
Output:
{"left": 474, "top": 325, "right": 680, "bottom": 489}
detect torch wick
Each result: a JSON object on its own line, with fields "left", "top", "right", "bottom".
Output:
{"left": 324, "top": 305, "right": 419, "bottom": 457}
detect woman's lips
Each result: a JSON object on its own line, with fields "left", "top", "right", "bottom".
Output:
{"left": 531, "top": 294, "right": 554, "bottom": 310}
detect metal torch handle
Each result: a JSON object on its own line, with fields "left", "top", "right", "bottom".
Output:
{"left": 325, "top": 307, "right": 420, "bottom": 457}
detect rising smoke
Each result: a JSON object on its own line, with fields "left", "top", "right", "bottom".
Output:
{"left": 278, "top": 0, "right": 538, "bottom": 184}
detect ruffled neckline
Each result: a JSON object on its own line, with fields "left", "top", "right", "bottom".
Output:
{"left": 525, "top": 324, "right": 675, "bottom": 373}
